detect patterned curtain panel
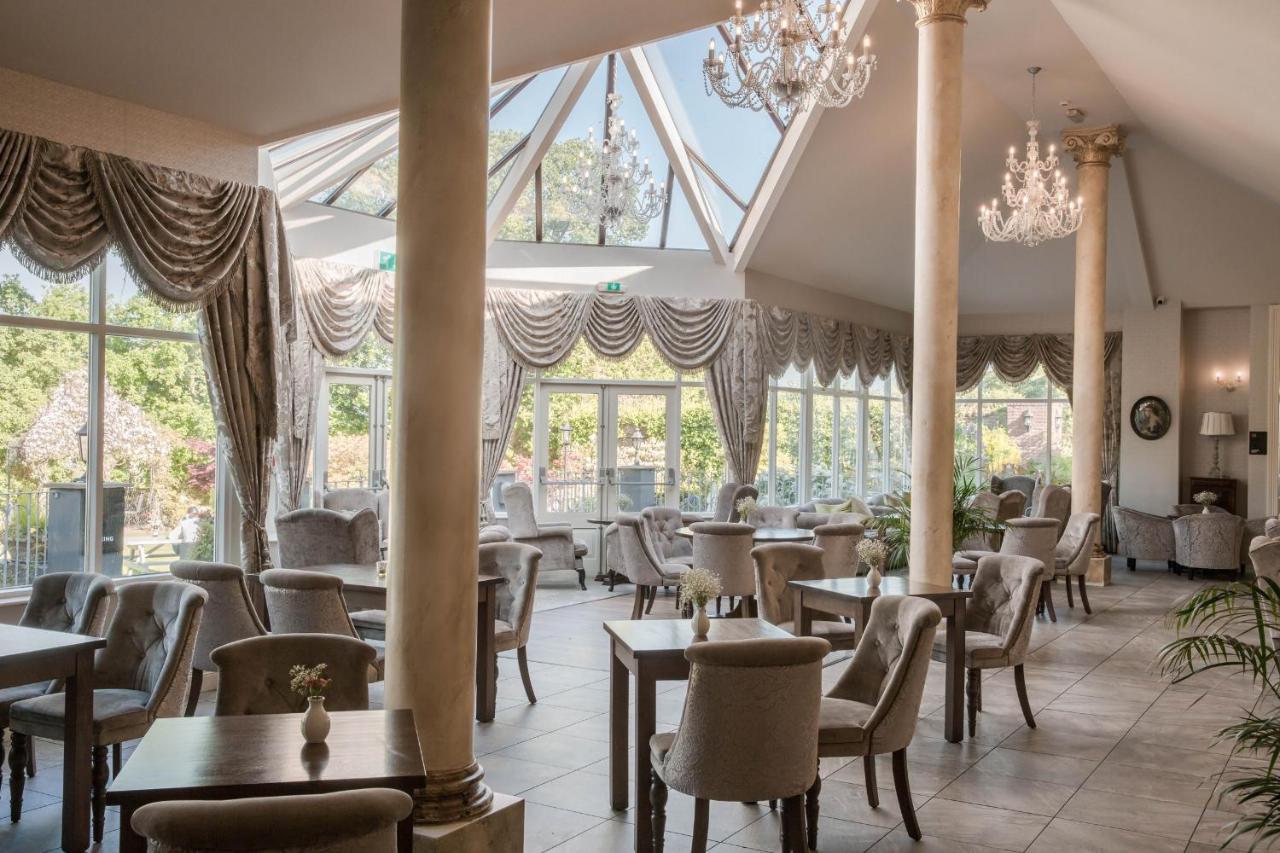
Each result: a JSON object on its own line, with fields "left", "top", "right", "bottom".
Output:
{"left": 1101, "top": 347, "right": 1123, "bottom": 552}
{"left": 0, "top": 127, "right": 293, "bottom": 574}
{"left": 294, "top": 257, "right": 394, "bottom": 357}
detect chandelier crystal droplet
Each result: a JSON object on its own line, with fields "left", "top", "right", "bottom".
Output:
{"left": 564, "top": 93, "right": 666, "bottom": 232}
{"left": 978, "top": 67, "right": 1083, "bottom": 247}
{"left": 702, "top": 0, "right": 877, "bottom": 123}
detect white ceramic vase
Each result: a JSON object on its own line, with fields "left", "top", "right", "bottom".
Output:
{"left": 301, "top": 695, "right": 330, "bottom": 744}
{"left": 690, "top": 604, "right": 710, "bottom": 638}
{"left": 866, "top": 564, "right": 882, "bottom": 590}
{"left": 1201, "top": 506, "right": 1211, "bottom": 514}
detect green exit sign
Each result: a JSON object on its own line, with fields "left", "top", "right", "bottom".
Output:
{"left": 378, "top": 251, "right": 397, "bottom": 272}
{"left": 598, "top": 281, "right": 624, "bottom": 293}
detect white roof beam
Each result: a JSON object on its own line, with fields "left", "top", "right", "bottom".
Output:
{"left": 277, "top": 116, "right": 400, "bottom": 208}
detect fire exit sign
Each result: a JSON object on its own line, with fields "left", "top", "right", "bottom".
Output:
{"left": 597, "top": 281, "right": 624, "bottom": 293}
{"left": 378, "top": 251, "right": 396, "bottom": 271}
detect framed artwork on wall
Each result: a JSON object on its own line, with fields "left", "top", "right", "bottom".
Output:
{"left": 1130, "top": 395, "right": 1172, "bottom": 441}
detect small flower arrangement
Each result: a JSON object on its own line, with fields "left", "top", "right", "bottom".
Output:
{"left": 857, "top": 538, "right": 888, "bottom": 571}
{"left": 679, "top": 567, "right": 723, "bottom": 612}
{"left": 1193, "top": 490, "right": 1218, "bottom": 508}
{"left": 735, "top": 495, "right": 757, "bottom": 519}
{"left": 289, "top": 663, "right": 331, "bottom": 699}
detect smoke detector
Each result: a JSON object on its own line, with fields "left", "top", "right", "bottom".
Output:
{"left": 1060, "top": 100, "right": 1086, "bottom": 123}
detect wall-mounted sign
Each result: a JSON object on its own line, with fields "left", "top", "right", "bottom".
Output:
{"left": 1250, "top": 431, "right": 1267, "bottom": 455}
{"left": 378, "top": 251, "right": 397, "bottom": 272}
{"left": 597, "top": 281, "right": 624, "bottom": 293}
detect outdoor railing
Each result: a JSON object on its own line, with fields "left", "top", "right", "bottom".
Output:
{"left": 1, "top": 488, "right": 47, "bottom": 589}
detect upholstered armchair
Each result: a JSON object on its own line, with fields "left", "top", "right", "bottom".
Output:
{"left": 1173, "top": 512, "right": 1244, "bottom": 580}
{"left": 752, "top": 542, "right": 858, "bottom": 650}
{"left": 131, "top": 788, "right": 413, "bottom": 853}
{"left": 795, "top": 495, "right": 873, "bottom": 529}
{"left": 259, "top": 568, "right": 385, "bottom": 681}
{"left": 991, "top": 473, "right": 1038, "bottom": 509}
{"left": 170, "top": 561, "right": 268, "bottom": 715}
{"left": 1054, "top": 512, "right": 1100, "bottom": 614}
{"left": 616, "top": 515, "right": 689, "bottom": 619}
{"left": 649, "top": 636, "right": 830, "bottom": 853}
{"left": 813, "top": 521, "right": 865, "bottom": 579}
{"left": 1, "top": 572, "right": 115, "bottom": 801}
{"left": 712, "top": 482, "right": 758, "bottom": 522}
{"left": 934, "top": 555, "right": 1044, "bottom": 737}
{"left": 642, "top": 506, "right": 693, "bottom": 564}
{"left": 10, "top": 581, "right": 206, "bottom": 842}
{"left": 212, "top": 634, "right": 375, "bottom": 715}
{"left": 1111, "top": 507, "right": 1176, "bottom": 571}
{"left": 480, "top": 542, "right": 541, "bottom": 704}
{"left": 690, "top": 522, "right": 755, "bottom": 614}
{"left": 1031, "top": 484, "right": 1071, "bottom": 540}
{"left": 809, "top": 595, "right": 942, "bottom": 845}
{"left": 1250, "top": 535, "right": 1280, "bottom": 585}
{"left": 748, "top": 505, "right": 800, "bottom": 529}
{"left": 478, "top": 524, "right": 513, "bottom": 544}
{"left": 276, "top": 507, "right": 381, "bottom": 569}
{"left": 864, "top": 492, "right": 898, "bottom": 518}
{"left": 502, "top": 481, "right": 587, "bottom": 590}
{"left": 323, "top": 487, "right": 378, "bottom": 515}
{"left": 955, "top": 516, "right": 1058, "bottom": 618}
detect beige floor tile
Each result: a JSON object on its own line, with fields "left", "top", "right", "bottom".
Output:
{"left": 913, "top": 798, "right": 1050, "bottom": 851}
{"left": 1028, "top": 817, "right": 1188, "bottom": 852}
{"left": 615, "top": 790, "right": 769, "bottom": 843}
{"left": 481, "top": 754, "right": 574, "bottom": 796}
{"left": 936, "top": 767, "right": 1076, "bottom": 816}
{"left": 544, "top": 817, "right": 697, "bottom": 852}
{"left": 1105, "top": 737, "right": 1228, "bottom": 777}
{"left": 970, "top": 747, "right": 1098, "bottom": 787}
{"left": 867, "top": 827, "right": 1008, "bottom": 852}
{"left": 723, "top": 811, "right": 888, "bottom": 852}
{"left": 1083, "top": 757, "right": 1215, "bottom": 807}
{"left": 1058, "top": 788, "right": 1203, "bottom": 841}
{"left": 515, "top": 802, "right": 606, "bottom": 853}
{"left": 1190, "top": 808, "right": 1278, "bottom": 851}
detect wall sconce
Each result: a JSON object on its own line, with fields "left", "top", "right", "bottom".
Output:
{"left": 1215, "top": 371, "right": 1244, "bottom": 392}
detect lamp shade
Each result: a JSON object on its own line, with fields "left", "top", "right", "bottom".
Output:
{"left": 1200, "top": 411, "right": 1235, "bottom": 437}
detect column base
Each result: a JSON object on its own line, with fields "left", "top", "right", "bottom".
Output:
{"left": 414, "top": 762, "right": 494, "bottom": 824}
{"left": 1085, "top": 554, "right": 1111, "bottom": 587}
{"left": 414, "top": 792, "right": 524, "bottom": 852}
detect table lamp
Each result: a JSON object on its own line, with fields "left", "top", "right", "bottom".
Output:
{"left": 1199, "top": 411, "right": 1235, "bottom": 478}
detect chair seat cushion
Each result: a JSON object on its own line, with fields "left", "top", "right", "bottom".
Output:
{"left": 818, "top": 697, "right": 875, "bottom": 745}
{"left": 574, "top": 541, "right": 589, "bottom": 558}
{"left": 658, "top": 563, "right": 690, "bottom": 583}
{"left": 951, "top": 555, "right": 979, "bottom": 573}
{"left": 0, "top": 682, "right": 51, "bottom": 727}
{"left": 932, "top": 632, "right": 1007, "bottom": 668}
{"left": 350, "top": 609, "right": 386, "bottom": 629}
{"left": 11, "top": 688, "right": 150, "bottom": 745}
{"left": 669, "top": 554, "right": 695, "bottom": 567}
{"left": 650, "top": 731, "right": 676, "bottom": 767}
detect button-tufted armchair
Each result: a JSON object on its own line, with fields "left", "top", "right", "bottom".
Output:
{"left": 955, "top": 516, "right": 1059, "bottom": 620}
{"left": 131, "top": 787, "right": 413, "bottom": 853}
{"left": 1054, "top": 513, "right": 1100, "bottom": 614}
{"left": 259, "top": 568, "right": 385, "bottom": 682}
{"left": 808, "top": 595, "right": 942, "bottom": 845}
{"left": 752, "top": 543, "right": 858, "bottom": 651}
{"left": 956, "top": 490, "right": 1022, "bottom": 553}
{"left": 1111, "top": 506, "right": 1176, "bottom": 572}
{"left": 642, "top": 506, "right": 694, "bottom": 565}
{"left": 690, "top": 522, "right": 755, "bottom": 615}
{"left": 747, "top": 505, "right": 800, "bottom": 529}
{"left": 211, "top": 633, "right": 375, "bottom": 716}
{"left": 502, "top": 481, "right": 587, "bottom": 590}
{"left": 616, "top": 515, "right": 689, "bottom": 619}
{"left": 1173, "top": 512, "right": 1245, "bottom": 580}
{"left": 934, "top": 554, "right": 1044, "bottom": 737}
{"left": 712, "top": 482, "right": 758, "bottom": 523}
{"left": 170, "top": 561, "right": 268, "bottom": 716}
{"left": 813, "top": 521, "right": 865, "bottom": 579}
{"left": 276, "top": 507, "right": 381, "bottom": 569}
{"left": 10, "top": 580, "right": 206, "bottom": 842}
{"left": 649, "top": 636, "right": 830, "bottom": 853}
{"left": 1030, "top": 484, "right": 1071, "bottom": 541}
{"left": 480, "top": 542, "right": 541, "bottom": 704}
{"left": 1, "top": 572, "right": 115, "bottom": 814}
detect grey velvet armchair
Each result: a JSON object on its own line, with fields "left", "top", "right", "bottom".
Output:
{"left": 649, "top": 636, "right": 830, "bottom": 853}
{"left": 1173, "top": 512, "right": 1244, "bottom": 580}
{"left": 1031, "top": 483, "right": 1071, "bottom": 540}
{"left": 131, "top": 788, "right": 413, "bottom": 853}
{"left": 813, "top": 521, "right": 865, "bottom": 579}
{"left": 276, "top": 507, "right": 381, "bottom": 569}
{"left": 616, "top": 515, "right": 688, "bottom": 619}
{"left": 502, "top": 481, "right": 587, "bottom": 590}
{"left": 991, "top": 473, "right": 1038, "bottom": 508}
{"left": 170, "top": 560, "right": 268, "bottom": 715}
{"left": 956, "top": 490, "right": 1023, "bottom": 553}
{"left": 933, "top": 554, "right": 1044, "bottom": 737}
{"left": 1111, "top": 506, "right": 1176, "bottom": 571}
{"left": 712, "top": 482, "right": 758, "bottom": 522}
{"left": 1, "top": 571, "right": 115, "bottom": 812}
{"left": 809, "top": 595, "right": 942, "bottom": 845}
{"left": 10, "top": 580, "right": 206, "bottom": 842}
{"left": 1054, "top": 512, "right": 1100, "bottom": 614}
{"left": 212, "top": 633, "right": 375, "bottom": 716}
{"left": 690, "top": 521, "right": 755, "bottom": 614}
{"left": 259, "top": 568, "right": 385, "bottom": 682}
{"left": 752, "top": 543, "right": 858, "bottom": 651}
{"left": 480, "top": 541, "right": 541, "bottom": 704}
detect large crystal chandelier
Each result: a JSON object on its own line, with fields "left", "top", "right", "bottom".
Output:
{"left": 702, "top": 0, "right": 876, "bottom": 123}
{"left": 979, "top": 67, "right": 1082, "bottom": 247}
{"left": 564, "top": 94, "right": 666, "bottom": 231}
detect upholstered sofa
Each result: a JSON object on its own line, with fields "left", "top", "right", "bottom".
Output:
{"left": 792, "top": 496, "right": 874, "bottom": 529}
{"left": 1111, "top": 506, "right": 1176, "bottom": 570}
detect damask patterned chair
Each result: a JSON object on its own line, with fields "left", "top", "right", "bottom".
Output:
{"left": 748, "top": 505, "right": 800, "bottom": 529}
{"left": 1054, "top": 513, "right": 1100, "bottom": 613}
{"left": 808, "top": 596, "right": 941, "bottom": 845}
{"left": 690, "top": 522, "right": 755, "bottom": 615}
{"left": 131, "top": 788, "right": 413, "bottom": 853}
{"left": 276, "top": 507, "right": 381, "bottom": 568}
{"left": 259, "top": 569, "right": 385, "bottom": 681}
{"left": 10, "top": 581, "right": 206, "bottom": 842}
{"left": 1031, "top": 484, "right": 1072, "bottom": 540}
{"left": 616, "top": 515, "right": 688, "bottom": 619}
{"left": 502, "top": 481, "right": 587, "bottom": 590}
{"left": 813, "top": 521, "right": 865, "bottom": 579}
{"left": 1173, "top": 512, "right": 1244, "bottom": 580}
{"left": 933, "top": 554, "right": 1044, "bottom": 737}
{"left": 642, "top": 506, "right": 694, "bottom": 565}
{"left": 212, "top": 634, "right": 375, "bottom": 715}
{"left": 712, "top": 483, "right": 758, "bottom": 523}
{"left": 170, "top": 561, "right": 268, "bottom": 715}
{"left": 752, "top": 543, "right": 858, "bottom": 651}
{"left": 1, "top": 572, "right": 115, "bottom": 809}
{"left": 649, "top": 637, "right": 830, "bottom": 853}
{"left": 1111, "top": 506, "right": 1176, "bottom": 572}
{"left": 480, "top": 542, "right": 541, "bottom": 704}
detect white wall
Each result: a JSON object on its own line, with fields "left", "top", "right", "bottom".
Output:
{"left": 1179, "top": 307, "right": 1252, "bottom": 508}
{"left": 1118, "top": 300, "right": 1183, "bottom": 515}
{"left": 1247, "top": 306, "right": 1276, "bottom": 517}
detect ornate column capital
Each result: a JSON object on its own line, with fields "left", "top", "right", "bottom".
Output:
{"left": 899, "top": 0, "right": 989, "bottom": 27}
{"left": 1062, "top": 124, "right": 1126, "bottom": 167}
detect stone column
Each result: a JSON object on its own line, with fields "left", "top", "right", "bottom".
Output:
{"left": 388, "top": 0, "right": 493, "bottom": 826}
{"left": 905, "top": 0, "right": 987, "bottom": 586}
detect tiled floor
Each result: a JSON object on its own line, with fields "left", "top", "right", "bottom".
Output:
{"left": 2, "top": 559, "right": 1273, "bottom": 852}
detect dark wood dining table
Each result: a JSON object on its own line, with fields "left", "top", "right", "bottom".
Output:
{"left": 0, "top": 623, "right": 105, "bottom": 852}
{"left": 788, "top": 575, "right": 971, "bottom": 742}
{"left": 299, "top": 564, "right": 505, "bottom": 722}
{"left": 106, "top": 709, "right": 426, "bottom": 853}
{"left": 604, "top": 617, "right": 793, "bottom": 853}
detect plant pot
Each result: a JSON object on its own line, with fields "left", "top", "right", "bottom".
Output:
{"left": 301, "top": 695, "right": 330, "bottom": 744}
{"left": 690, "top": 604, "right": 710, "bottom": 638}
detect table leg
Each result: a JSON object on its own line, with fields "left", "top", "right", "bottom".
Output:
{"left": 793, "top": 589, "right": 812, "bottom": 637}
{"left": 943, "top": 599, "right": 967, "bottom": 743}
{"left": 61, "top": 648, "right": 92, "bottom": 852}
{"left": 118, "top": 804, "right": 145, "bottom": 853}
{"left": 475, "top": 585, "right": 497, "bottom": 723}
{"left": 397, "top": 815, "right": 413, "bottom": 852}
{"left": 633, "top": 665, "right": 656, "bottom": 853}
{"left": 609, "top": 641, "right": 629, "bottom": 811}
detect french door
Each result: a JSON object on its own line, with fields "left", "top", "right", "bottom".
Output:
{"left": 313, "top": 370, "right": 392, "bottom": 503}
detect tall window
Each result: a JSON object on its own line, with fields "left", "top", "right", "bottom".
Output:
{"left": 956, "top": 365, "right": 1072, "bottom": 483}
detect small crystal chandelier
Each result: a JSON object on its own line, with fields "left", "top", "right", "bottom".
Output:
{"left": 702, "top": 0, "right": 876, "bottom": 124}
{"left": 978, "top": 67, "right": 1083, "bottom": 248}
{"left": 564, "top": 94, "right": 666, "bottom": 231}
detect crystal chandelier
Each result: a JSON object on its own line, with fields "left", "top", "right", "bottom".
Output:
{"left": 702, "top": 0, "right": 876, "bottom": 123}
{"left": 979, "top": 67, "right": 1083, "bottom": 248}
{"left": 564, "top": 94, "right": 666, "bottom": 231}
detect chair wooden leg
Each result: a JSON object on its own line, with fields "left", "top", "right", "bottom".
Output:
{"left": 1064, "top": 573, "right": 1075, "bottom": 608}
{"left": 92, "top": 744, "right": 108, "bottom": 842}
{"left": 806, "top": 763, "right": 821, "bottom": 851}
{"left": 690, "top": 797, "right": 709, "bottom": 853}
{"left": 1042, "top": 581, "right": 1057, "bottom": 622}
{"left": 7, "top": 730, "right": 24, "bottom": 822}
{"left": 576, "top": 559, "right": 586, "bottom": 591}
{"left": 1077, "top": 574, "right": 1092, "bottom": 614}
{"left": 645, "top": 586, "right": 657, "bottom": 615}
{"left": 863, "top": 754, "right": 879, "bottom": 808}
{"left": 25, "top": 743, "right": 34, "bottom": 778}
{"left": 1014, "top": 664, "right": 1036, "bottom": 729}
{"left": 517, "top": 646, "right": 537, "bottom": 704}
{"left": 966, "top": 667, "right": 980, "bottom": 738}
{"left": 112, "top": 742, "right": 122, "bottom": 778}
{"left": 184, "top": 668, "right": 204, "bottom": 717}
{"left": 892, "top": 749, "right": 921, "bottom": 841}
{"left": 651, "top": 768, "right": 668, "bottom": 853}
{"left": 783, "top": 794, "right": 806, "bottom": 853}
{"left": 631, "top": 586, "right": 647, "bottom": 620}
{"left": 1127, "top": 557, "right": 1136, "bottom": 571}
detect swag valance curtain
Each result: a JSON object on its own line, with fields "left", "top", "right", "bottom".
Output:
{"left": 0, "top": 127, "right": 292, "bottom": 573}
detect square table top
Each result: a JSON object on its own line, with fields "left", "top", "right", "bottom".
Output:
{"left": 106, "top": 709, "right": 425, "bottom": 804}
{"left": 0, "top": 623, "right": 105, "bottom": 661}
{"left": 604, "top": 617, "right": 792, "bottom": 658}
{"left": 301, "top": 563, "right": 503, "bottom": 595}
{"left": 788, "top": 575, "right": 970, "bottom": 602}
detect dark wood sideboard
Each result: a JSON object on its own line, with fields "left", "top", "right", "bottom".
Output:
{"left": 1187, "top": 476, "right": 1237, "bottom": 514}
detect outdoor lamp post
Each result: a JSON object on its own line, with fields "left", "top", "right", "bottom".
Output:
{"left": 628, "top": 426, "right": 644, "bottom": 465}
{"left": 76, "top": 423, "right": 89, "bottom": 464}
{"left": 559, "top": 421, "right": 572, "bottom": 476}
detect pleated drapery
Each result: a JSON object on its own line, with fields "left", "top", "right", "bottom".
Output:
{"left": 0, "top": 127, "right": 292, "bottom": 574}
{"left": 293, "top": 257, "right": 394, "bottom": 358}
{"left": 953, "top": 332, "right": 1121, "bottom": 395}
